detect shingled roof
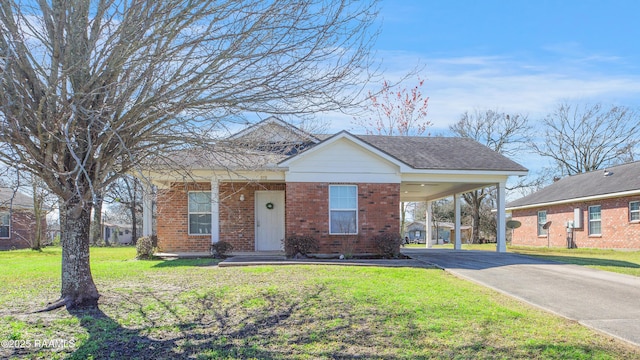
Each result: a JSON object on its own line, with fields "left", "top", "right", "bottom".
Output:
{"left": 0, "top": 187, "right": 35, "bottom": 210}
{"left": 354, "top": 134, "right": 528, "bottom": 172}
{"left": 507, "top": 161, "right": 640, "bottom": 209}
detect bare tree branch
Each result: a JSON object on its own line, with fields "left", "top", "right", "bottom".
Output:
{"left": 531, "top": 102, "right": 640, "bottom": 176}
{"left": 0, "top": 0, "right": 379, "bottom": 309}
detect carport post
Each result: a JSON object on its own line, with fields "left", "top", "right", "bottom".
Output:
{"left": 425, "top": 201, "right": 432, "bottom": 248}
{"left": 211, "top": 179, "right": 220, "bottom": 244}
{"left": 496, "top": 181, "right": 506, "bottom": 253}
{"left": 142, "top": 182, "right": 153, "bottom": 237}
{"left": 454, "top": 194, "right": 462, "bottom": 250}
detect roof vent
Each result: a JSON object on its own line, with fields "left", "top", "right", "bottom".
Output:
{"left": 603, "top": 169, "right": 613, "bottom": 177}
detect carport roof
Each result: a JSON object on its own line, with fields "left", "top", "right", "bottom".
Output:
{"left": 354, "top": 134, "right": 528, "bottom": 172}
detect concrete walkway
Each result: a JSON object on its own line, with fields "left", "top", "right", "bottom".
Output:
{"left": 402, "top": 248, "right": 640, "bottom": 348}
{"left": 219, "top": 255, "right": 432, "bottom": 268}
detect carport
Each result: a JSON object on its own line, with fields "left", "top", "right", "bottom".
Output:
{"left": 400, "top": 174, "right": 522, "bottom": 252}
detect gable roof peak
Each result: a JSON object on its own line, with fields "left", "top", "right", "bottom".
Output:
{"left": 229, "top": 116, "right": 320, "bottom": 143}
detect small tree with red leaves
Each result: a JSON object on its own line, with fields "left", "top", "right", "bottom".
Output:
{"left": 354, "top": 77, "right": 431, "bottom": 136}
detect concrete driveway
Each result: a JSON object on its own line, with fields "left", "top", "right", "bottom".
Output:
{"left": 402, "top": 248, "right": 640, "bottom": 348}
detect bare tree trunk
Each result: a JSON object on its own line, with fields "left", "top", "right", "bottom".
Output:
{"left": 130, "top": 180, "right": 138, "bottom": 245}
{"left": 91, "top": 196, "right": 104, "bottom": 246}
{"left": 31, "top": 181, "right": 42, "bottom": 250}
{"left": 60, "top": 195, "right": 99, "bottom": 309}
{"left": 463, "top": 190, "right": 482, "bottom": 244}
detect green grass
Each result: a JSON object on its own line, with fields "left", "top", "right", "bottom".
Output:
{"left": 508, "top": 246, "right": 640, "bottom": 277}
{"left": 1, "top": 246, "right": 639, "bottom": 359}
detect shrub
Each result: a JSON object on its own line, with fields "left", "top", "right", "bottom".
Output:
{"left": 136, "top": 236, "right": 155, "bottom": 259}
{"left": 372, "top": 233, "right": 403, "bottom": 258}
{"left": 284, "top": 235, "right": 319, "bottom": 257}
{"left": 211, "top": 241, "right": 234, "bottom": 258}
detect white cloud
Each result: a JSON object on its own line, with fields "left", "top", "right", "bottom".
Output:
{"left": 330, "top": 52, "right": 640, "bottom": 133}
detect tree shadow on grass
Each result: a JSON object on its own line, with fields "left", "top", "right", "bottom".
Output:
{"left": 65, "top": 285, "right": 397, "bottom": 359}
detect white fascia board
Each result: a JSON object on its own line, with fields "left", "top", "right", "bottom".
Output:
{"left": 506, "top": 189, "right": 640, "bottom": 211}
{"left": 146, "top": 169, "right": 286, "bottom": 186}
{"left": 285, "top": 171, "right": 400, "bottom": 183}
{"left": 403, "top": 168, "right": 528, "bottom": 177}
{"left": 401, "top": 171, "right": 515, "bottom": 184}
{"left": 279, "top": 131, "right": 408, "bottom": 169}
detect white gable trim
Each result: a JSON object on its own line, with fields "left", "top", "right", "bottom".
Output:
{"left": 279, "top": 131, "right": 409, "bottom": 170}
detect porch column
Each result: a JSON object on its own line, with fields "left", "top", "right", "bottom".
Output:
{"left": 454, "top": 194, "right": 462, "bottom": 250}
{"left": 425, "top": 200, "right": 432, "bottom": 248}
{"left": 496, "top": 181, "right": 507, "bottom": 253}
{"left": 211, "top": 179, "right": 220, "bottom": 244}
{"left": 142, "top": 183, "right": 153, "bottom": 237}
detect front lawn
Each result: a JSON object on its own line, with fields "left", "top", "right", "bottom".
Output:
{"left": 1, "top": 247, "right": 638, "bottom": 359}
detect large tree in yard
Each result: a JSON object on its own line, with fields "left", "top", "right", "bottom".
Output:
{"left": 0, "top": 0, "right": 378, "bottom": 310}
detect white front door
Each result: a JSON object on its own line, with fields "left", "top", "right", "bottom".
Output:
{"left": 255, "top": 191, "right": 285, "bottom": 251}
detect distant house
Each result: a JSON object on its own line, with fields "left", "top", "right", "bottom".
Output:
{"left": 507, "top": 161, "right": 640, "bottom": 249}
{"left": 142, "top": 117, "right": 527, "bottom": 255}
{"left": 102, "top": 222, "right": 133, "bottom": 245}
{"left": 406, "top": 221, "right": 472, "bottom": 245}
{"left": 0, "top": 187, "right": 47, "bottom": 250}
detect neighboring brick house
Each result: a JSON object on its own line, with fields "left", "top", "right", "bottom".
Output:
{"left": 507, "top": 161, "right": 640, "bottom": 249}
{"left": 144, "top": 117, "right": 527, "bottom": 255}
{"left": 0, "top": 187, "right": 46, "bottom": 250}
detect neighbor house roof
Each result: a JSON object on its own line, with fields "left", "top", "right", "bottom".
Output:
{"left": 506, "top": 161, "right": 640, "bottom": 210}
{"left": 0, "top": 187, "right": 35, "bottom": 210}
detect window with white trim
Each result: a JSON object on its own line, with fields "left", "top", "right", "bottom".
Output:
{"left": 0, "top": 213, "right": 9, "bottom": 238}
{"left": 588, "top": 205, "right": 601, "bottom": 236}
{"left": 537, "top": 210, "right": 547, "bottom": 236}
{"left": 630, "top": 201, "right": 640, "bottom": 222}
{"left": 329, "top": 185, "right": 357, "bottom": 235}
{"left": 188, "top": 192, "right": 212, "bottom": 235}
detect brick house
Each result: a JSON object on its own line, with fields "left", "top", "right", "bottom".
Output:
{"left": 506, "top": 161, "right": 640, "bottom": 249}
{"left": 143, "top": 118, "right": 527, "bottom": 255}
{"left": 0, "top": 187, "right": 46, "bottom": 250}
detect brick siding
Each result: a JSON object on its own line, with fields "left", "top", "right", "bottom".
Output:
{"left": 156, "top": 182, "right": 286, "bottom": 253}
{"left": 156, "top": 182, "right": 212, "bottom": 253}
{"left": 286, "top": 182, "right": 400, "bottom": 254}
{"left": 511, "top": 195, "right": 640, "bottom": 249}
{"left": 0, "top": 210, "right": 46, "bottom": 250}
{"left": 157, "top": 181, "right": 402, "bottom": 254}
{"left": 219, "top": 182, "right": 286, "bottom": 251}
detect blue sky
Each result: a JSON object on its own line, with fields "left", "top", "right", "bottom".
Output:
{"left": 330, "top": 0, "right": 640, "bottom": 133}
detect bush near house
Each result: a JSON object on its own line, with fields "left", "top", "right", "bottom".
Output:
{"left": 135, "top": 236, "right": 155, "bottom": 259}
{"left": 284, "top": 235, "right": 319, "bottom": 257}
{"left": 372, "top": 232, "right": 403, "bottom": 258}
{"left": 210, "top": 241, "right": 234, "bottom": 258}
